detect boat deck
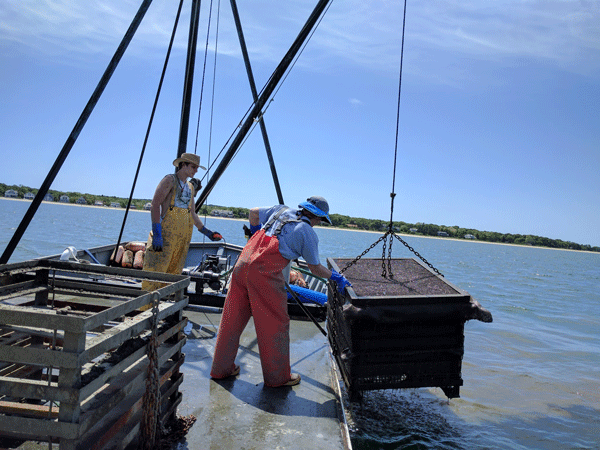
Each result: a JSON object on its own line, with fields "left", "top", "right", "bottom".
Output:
{"left": 177, "top": 307, "right": 350, "bottom": 450}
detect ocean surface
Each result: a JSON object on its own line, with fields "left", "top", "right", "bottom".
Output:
{"left": 2, "top": 198, "right": 599, "bottom": 449}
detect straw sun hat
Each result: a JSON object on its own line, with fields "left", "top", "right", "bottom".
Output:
{"left": 173, "top": 153, "right": 206, "bottom": 170}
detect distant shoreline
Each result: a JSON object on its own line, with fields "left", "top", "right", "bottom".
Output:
{"left": 1, "top": 196, "right": 149, "bottom": 213}
{"left": 204, "top": 211, "right": 600, "bottom": 255}
{"left": 2, "top": 197, "right": 597, "bottom": 254}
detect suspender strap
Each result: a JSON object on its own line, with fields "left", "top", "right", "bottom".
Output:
{"left": 262, "top": 207, "right": 289, "bottom": 233}
{"left": 171, "top": 174, "right": 193, "bottom": 210}
{"left": 263, "top": 207, "right": 302, "bottom": 237}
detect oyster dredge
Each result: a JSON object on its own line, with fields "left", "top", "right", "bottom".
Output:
{"left": 0, "top": 0, "right": 492, "bottom": 449}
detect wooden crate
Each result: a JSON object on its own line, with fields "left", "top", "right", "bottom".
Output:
{"left": 0, "top": 259, "right": 189, "bottom": 449}
{"left": 327, "top": 258, "right": 491, "bottom": 399}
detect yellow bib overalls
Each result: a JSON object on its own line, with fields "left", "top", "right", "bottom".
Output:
{"left": 141, "top": 178, "right": 194, "bottom": 292}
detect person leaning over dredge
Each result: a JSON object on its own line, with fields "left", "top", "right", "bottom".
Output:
{"left": 210, "top": 196, "right": 351, "bottom": 387}
{"left": 141, "top": 153, "right": 222, "bottom": 291}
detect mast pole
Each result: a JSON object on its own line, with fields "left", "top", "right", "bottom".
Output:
{"left": 230, "top": 0, "right": 284, "bottom": 205}
{"left": 0, "top": 0, "right": 154, "bottom": 265}
{"left": 177, "top": 0, "right": 202, "bottom": 157}
{"left": 195, "top": 0, "right": 332, "bottom": 212}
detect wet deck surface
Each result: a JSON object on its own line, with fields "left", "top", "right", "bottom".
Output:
{"left": 175, "top": 308, "right": 348, "bottom": 450}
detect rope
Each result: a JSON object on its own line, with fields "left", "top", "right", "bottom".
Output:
{"left": 141, "top": 292, "right": 161, "bottom": 449}
{"left": 112, "top": 0, "right": 185, "bottom": 263}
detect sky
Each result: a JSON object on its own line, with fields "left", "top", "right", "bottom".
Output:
{"left": 1, "top": 0, "right": 599, "bottom": 247}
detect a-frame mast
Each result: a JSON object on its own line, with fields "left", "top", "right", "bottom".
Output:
{"left": 195, "top": 0, "right": 333, "bottom": 212}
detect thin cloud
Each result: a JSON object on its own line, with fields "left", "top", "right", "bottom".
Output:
{"left": 1, "top": 1, "right": 187, "bottom": 59}
{"left": 316, "top": 0, "right": 600, "bottom": 75}
{"left": 2, "top": 1, "right": 599, "bottom": 76}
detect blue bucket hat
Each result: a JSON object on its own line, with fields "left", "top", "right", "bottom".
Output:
{"left": 298, "top": 196, "right": 332, "bottom": 224}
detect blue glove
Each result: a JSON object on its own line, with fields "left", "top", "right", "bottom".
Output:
{"left": 200, "top": 226, "right": 222, "bottom": 241}
{"left": 151, "top": 222, "right": 163, "bottom": 251}
{"left": 330, "top": 269, "right": 351, "bottom": 294}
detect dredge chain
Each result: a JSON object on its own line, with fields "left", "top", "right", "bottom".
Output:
{"left": 392, "top": 233, "right": 444, "bottom": 277}
{"left": 381, "top": 233, "right": 388, "bottom": 278}
{"left": 339, "top": 234, "right": 388, "bottom": 275}
{"left": 141, "top": 293, "right": 161, "bottom": 450}
{"left": 386, "top": 231, "right": 394, "bottom": 278}
{"left": 339, "top": 230, "right": 444, "bottom": 278}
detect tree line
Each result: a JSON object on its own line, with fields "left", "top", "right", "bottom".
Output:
{"left": 1, "top": 183, "right": 152, "bottom": 210}
{"left": 2, "top": 183, "right": 597, "bottom": 252}
{"left": 327, "top": 215, "right": 599, "bottom": 252}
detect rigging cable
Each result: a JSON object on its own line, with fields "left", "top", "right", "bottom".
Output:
{"left": 189, "top": 0, "right": 252, "bottom": 213}
{"left": 197, "top": 10, "right": 327, "bottom": 191}
{"left": 226, "top": 0, "right": 335, "bottom": 172}
{"left": 192, "top": 0, "right": 215, "bottom": 165}
{"left": 192, "top": 0, "right": 335, "bottom": 212}
{"left": 202, "top": 0, "right": 222, "bottom": 228}
{"left": 210, "top": 0, "right": 334, "bottom": 166}
{"left": 111, "top": 0, "right": 185, "bottom": 263}
{"left": 191, "top": 0, "right": 221, "bottom": 226}
{"left": 205, "top": 0, "right": 222, "bottom": 195}
{"left": 252, "top": 0, "right": 334, "bottom": 119}
{"left": 339, "top": 0, "right": 443, "bottom": 279}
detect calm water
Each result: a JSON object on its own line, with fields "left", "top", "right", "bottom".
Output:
{"left": 2, "top": 199, "right": 599, "bottom": 449}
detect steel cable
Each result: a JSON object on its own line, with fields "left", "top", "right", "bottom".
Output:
{"left": 340, "top": 0, "right": 443, "bottom": 278}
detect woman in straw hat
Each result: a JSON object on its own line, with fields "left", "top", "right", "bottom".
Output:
{"left": 142, "top": 153, "right": 222, "bottom": 291}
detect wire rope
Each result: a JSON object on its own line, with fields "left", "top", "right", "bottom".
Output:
{"left": 194, "top": 0, "right": 335, "bottom": 184}
{"left": 201, "top": 0, "right": 222, "bottom": 229}
{"left": 192, "top": 0, "right": 215, "bottom": 161}
{"left": 206, "top": 0, "right": 221, "bottom": 185}
{"left": 339, "top": 0, "right": 443, "bottom": 278}
{"left": 253, "top": 0, "right": 334, "bottom": 118}
{"left": 387, "top": 0, "right": 408, "bottom": 227}
{"left": 190, "top": 0, "right": 223, "bottom": 229}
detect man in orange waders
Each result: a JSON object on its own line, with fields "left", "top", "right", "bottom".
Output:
{"left": 210, "top": 196, "right": 351, "bottom": 387}
{"left": 142, "top": 153, "right": 222, "bottom": 292}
